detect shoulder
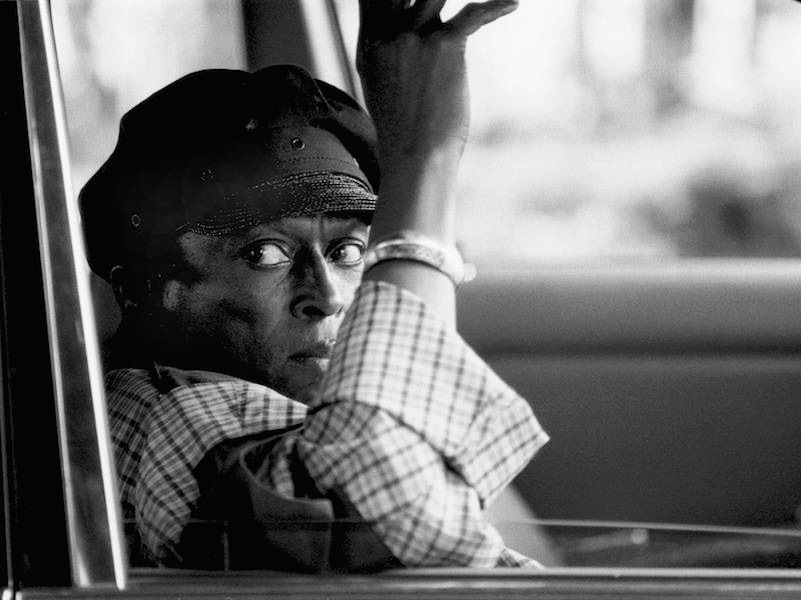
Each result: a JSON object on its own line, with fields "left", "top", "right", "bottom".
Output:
{"left": 106, "top": 368, "right": 159, "bottom": 433}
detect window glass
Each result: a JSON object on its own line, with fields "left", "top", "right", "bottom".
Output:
{"left": 52, "top": 0, "right": 246, "bottom": 346}
{"left": 46, "top": 0, "right": 801, "bottom": 576}
{"left": 336, "top": 0, "right": 801, "bottom": 267}
{"left": 51, "top": 0, "right": 246, "bottom": 193}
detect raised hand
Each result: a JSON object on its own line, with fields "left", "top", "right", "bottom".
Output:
{"left": 357, "top": 0, "right": 518, "bottom": 322}
{"left": 357, "top": 0, "right": 518, "bottom": 162}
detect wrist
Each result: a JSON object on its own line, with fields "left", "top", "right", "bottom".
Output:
{"left": 363, "top": 230, "right": 470, "bottom": 286}
{"left": 378, "top": 136, "right": 465, "bottom": 173}
{"left": 374, "top": 147, "right": 460, "bottom": 241}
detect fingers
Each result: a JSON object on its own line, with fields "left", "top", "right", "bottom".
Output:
{"left": 408, "top": 0, "right": 448, "bottom": 30}
{"left": 358, "top": 0, "right": 408, "bottom": 39}
{"left": 360, "top": 0, "right": 518, "bottom": 41}
{"left": 361, "top": 0, "right": 446, "bottom": 39}
{"left": 358, "top": 0, "right": 407, "bottom": 14}
{"left": 446, "top": 0, "right": 518, "bottom": 36}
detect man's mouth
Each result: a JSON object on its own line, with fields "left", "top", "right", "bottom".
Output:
{"left": 289, "top": 341, "right": 334, "bottom": 364}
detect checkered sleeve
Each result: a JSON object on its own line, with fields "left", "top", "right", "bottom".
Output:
{"left": 298, "top": 280, "right": 548, "bottom": 567}
{"left": 134, "top": 378, "right": 307, "bottom": 562}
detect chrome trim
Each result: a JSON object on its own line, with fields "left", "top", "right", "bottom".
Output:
{"left": 14, "top": 568, "right": 801, "bottom": 600}
{"left": 519, "top": 518, "right": 801, "bottom": 538}
{"left": 16, "top": 0, "right": 126, "bottom": 589}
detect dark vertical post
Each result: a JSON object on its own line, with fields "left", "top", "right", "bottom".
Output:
{"left": 241, "top": 0, "right": 316, "bottom": 72}
{"left": 0, "top": 1, "right": 71, "bottom": 588}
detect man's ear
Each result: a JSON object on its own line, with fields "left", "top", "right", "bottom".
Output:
{"left": 160, "top": 279, "right": 183, "bottom": 312}
{"left": 109, "top": 265, "right": 150, "bottom": 318}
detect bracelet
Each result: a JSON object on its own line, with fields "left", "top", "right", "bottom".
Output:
{"left": 362, "top": 230, "right": 474, "bottom": 285}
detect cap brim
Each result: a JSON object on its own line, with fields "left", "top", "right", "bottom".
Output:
{"left": 185, "top": 172, "right": 376, "bottom": 235}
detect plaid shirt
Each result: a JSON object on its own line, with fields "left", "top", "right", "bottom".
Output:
{"left": 107, "top": 280, "right": 548, "bottom": 568}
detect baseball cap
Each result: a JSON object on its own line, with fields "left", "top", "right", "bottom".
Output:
{"left": 79, "top": 65, "right": 379, "bottom": 281}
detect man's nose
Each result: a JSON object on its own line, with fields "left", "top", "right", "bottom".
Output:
{"left": 290, "top": 256, "right": 346, "bottom": 320}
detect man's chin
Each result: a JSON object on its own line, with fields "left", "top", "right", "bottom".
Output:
{"left": 283, "top": 357, "right": 330, "bottom": 404}
{"left": 244, "top": 358, "right": 328, "bottom": 404}
{"left": 286, "top": 378, "right": 324, "bottom": 405}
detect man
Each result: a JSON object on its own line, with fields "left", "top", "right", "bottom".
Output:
{"left": 80, "top": 0, "right": 546, "bottom": 571}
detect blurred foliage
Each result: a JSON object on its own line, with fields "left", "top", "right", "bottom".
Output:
{"left": 455, "top": 0, "right": 801, "bottom": 265}
{"left": 54, "top": 0, "right": 801, "bottom": 265}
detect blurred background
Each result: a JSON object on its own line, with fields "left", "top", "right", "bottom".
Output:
{"left": 48, "top": 0, "right": 801, "bottom": 547}
{"left": 53, "top": 0, "right": 801, "bottom": 270}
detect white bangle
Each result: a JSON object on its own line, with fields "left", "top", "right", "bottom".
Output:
{"left": 362, "top": 230, "right": 474, "bottom": 285}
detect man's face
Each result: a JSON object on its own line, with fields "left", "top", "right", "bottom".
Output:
{"left": 159, "top": 213, "right": 369, "bottom": 404}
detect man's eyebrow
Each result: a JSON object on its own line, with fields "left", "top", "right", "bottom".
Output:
{"left": 233, "top": 222, "right": 292, "bottom": 241}
{"left": 261, "top": 221, "right": 291, "bottom": 236}
{"left": 326, "top": 219, "right": 370, "bottom": 235}
{"left": 230, "top": 217, "right": 369, "bottom": 246}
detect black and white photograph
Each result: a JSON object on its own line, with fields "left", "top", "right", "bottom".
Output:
{"left": 3, "top": 0, "right": 801, "bottom": 597}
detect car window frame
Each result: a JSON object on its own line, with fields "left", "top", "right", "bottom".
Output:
{"left": 12, "top": 0, "right": 125, "bottom": 589}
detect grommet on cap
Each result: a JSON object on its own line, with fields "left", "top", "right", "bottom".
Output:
{"left": 131, "top": 214, "right": 142, "bottom": 228}
{"left": 290, "top": 137, "right": 305, "bottom": 149}
{"left": 200, "top": 168, "right": 214, "bottom": 182}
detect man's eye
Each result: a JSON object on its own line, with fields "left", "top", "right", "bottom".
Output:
{"left": 330, "top": 242, "right": 364, "bottom": 266}
{"left": 241, "top": 242, "right": 291, "bottom": 267}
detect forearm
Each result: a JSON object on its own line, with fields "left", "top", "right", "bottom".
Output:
{"left": 300, "top": 408, "right": 530, "bottom": 567}
{"left": 364, "top": 148, "right": 459, "bottom": 325}
{"left": 357, "top": 1, "right": 518, "bottom": 323}
{"left": 299, "top": 280, "right": 547, "bottom": 565}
